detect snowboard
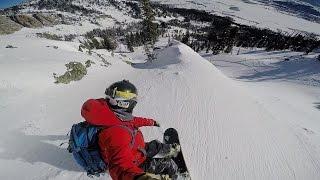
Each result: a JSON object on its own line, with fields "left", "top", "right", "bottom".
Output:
{"left": 163, "top": 128, "right": 191, "bottom": 179}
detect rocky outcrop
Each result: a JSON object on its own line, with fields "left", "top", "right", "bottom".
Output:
{"left": 10, "top": 14, "right": 43, "bottom": 28}
{"left": 32, "top": 13, "right": 57, "bottom": 26}
{"left": 0, "top": 15, "right": 23, "bottom": 35}
{"left": 0, "top": 13, "right": 59, "bottom": 35}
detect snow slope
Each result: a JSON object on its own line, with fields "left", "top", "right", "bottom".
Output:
{"left": 136, "top": 42, "right": 320, "bottom": 179}
{"left": 204, "top": 48, "right": 320, "bottom": 171}
{"left": 1, "top": 30, "right": 320, "bottom": 180}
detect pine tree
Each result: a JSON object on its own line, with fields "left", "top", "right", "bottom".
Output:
{"left": 126, "top": 34, "right": 134, "bottom": 52}
{"left": 181, "top": 31, "right": 190, "bottom": 45}
{"left": 129, "top": 32, "right": 135, "bottom": 46}
{"left": 141, "top": 0, "right": 158, "bottom": 44}
{"left": 141, "top": 0, "right": 158, "bottom": 61}
{"left": 91, "top": 38, "right": 101, "bottom": 49}
{"left": 101, "top": 36, "right": 117, "bottom": 50}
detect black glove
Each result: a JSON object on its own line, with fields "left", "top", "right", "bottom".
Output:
{"left": 154, "top": 121, "right": 160, "bottom": 127}
{"left": 163, "top": 143, "right": 181, "bottom": 158}
{"left": 135, "top": 173, "right": 171, "bottom": 180}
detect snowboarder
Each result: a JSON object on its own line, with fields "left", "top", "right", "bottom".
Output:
{"left": 81, "top": 80, "right": 181, "bottom": 180}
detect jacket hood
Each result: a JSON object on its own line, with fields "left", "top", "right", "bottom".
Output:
{"left": 81, "top": 99, "right": 123, "bottom": 127}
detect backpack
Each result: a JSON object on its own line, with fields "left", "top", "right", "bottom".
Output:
{"left": 68, "top": 122, "right": 107, "bottom": 177}
{"left": 68, "top": 122, "right": 139, "bottom": 177}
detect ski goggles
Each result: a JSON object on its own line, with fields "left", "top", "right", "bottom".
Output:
{"left": 114, "top": 90, "right": 137, "bottom": 100}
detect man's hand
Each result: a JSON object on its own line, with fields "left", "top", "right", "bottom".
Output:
{"left": 154, "top": 121, "right": 160, "bottom": 127}
{"left": 135, "top": 173, "right": 171, "bottom": 180}
{"left": 164, "top": 143, "right": 181, "bottom": 158}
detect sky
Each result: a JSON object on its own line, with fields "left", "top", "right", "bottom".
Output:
{"left": 0, "top": 0, "right": 25, "bottom": 9}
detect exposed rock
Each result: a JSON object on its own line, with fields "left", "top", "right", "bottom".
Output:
{"left": 0, "top": 15, "right": 23, "bottom": 35}
{"left": 6, "top": 45, "right": 18, "bottom": 48}
{"left": 36, "top": 33, "right": 63, "bottom": 41}
{"left": 0, "top": 13, "right": 59, "bottom": 35}
{"left": 32, "top": 13, "right": 52, "bottom": 26}
{"left": 32, "top": 13, "right": 57, "bottom": 26}
{"left": 10, "top": 14, "right": 43, "bottom": 28}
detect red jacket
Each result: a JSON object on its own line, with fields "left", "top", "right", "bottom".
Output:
{"left": 81, "top": 99, "right": 156, "bottom": 180}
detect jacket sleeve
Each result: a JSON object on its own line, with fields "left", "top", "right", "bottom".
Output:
{"left": 129, "top": 117, "right": 156, "bottom": 128}
{"left": 101, "top": 128, "right": 144, "bottom": 180}
{"left": 81, "top": 99, "right": 119, "bottom": 126}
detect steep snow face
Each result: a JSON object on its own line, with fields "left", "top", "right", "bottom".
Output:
{"left": 136, "top": 42, "right": 320, "bottom": 180}
{"left": 204, "top": 48, "right": 320, "bottom": 169}
{"left": 151, "top": 0, "right": 320, "bottom": 36}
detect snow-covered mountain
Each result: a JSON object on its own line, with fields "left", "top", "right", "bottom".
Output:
{"left": 4, "top": 0, "right": 128, "bottom": 14}
{"left": 0, "top": 0, "right": 320, "bottom": 180}
{"left": 0, "top": 0, "right": 139, "bottom": 35}
{"left": 2, "top": 0, "right": 320, "bottom": 35}
{"left": 151, "top": 0, "right": 320, "bottom": 35}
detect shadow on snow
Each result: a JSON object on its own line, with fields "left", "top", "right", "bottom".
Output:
{"left": 241, "top": 49, "right": 292, "bottom": 55}
{"left": 236, "top": 56, "right": 320, "bottom": 83}
{"left": 0, "top": 131, "right": 82, "bottom": 172}
{"left": 131, "top": 61, "right": 173, "bottom": 69}
{"left": 131, "top": 56, "right": 180, "bottom": 69}
{"left": 315, "top": 102, "right": 320, "bottom": 110}
{"left": 131, "top": 43, "right": 182, "bottom": 69}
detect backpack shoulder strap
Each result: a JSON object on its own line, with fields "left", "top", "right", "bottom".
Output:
{"left": 109, "top": 125, "right": 138, "bottom": 148}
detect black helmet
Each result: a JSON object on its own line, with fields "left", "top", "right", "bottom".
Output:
{"left": 105, "top": 80, "right": 138, "bottom": 113}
